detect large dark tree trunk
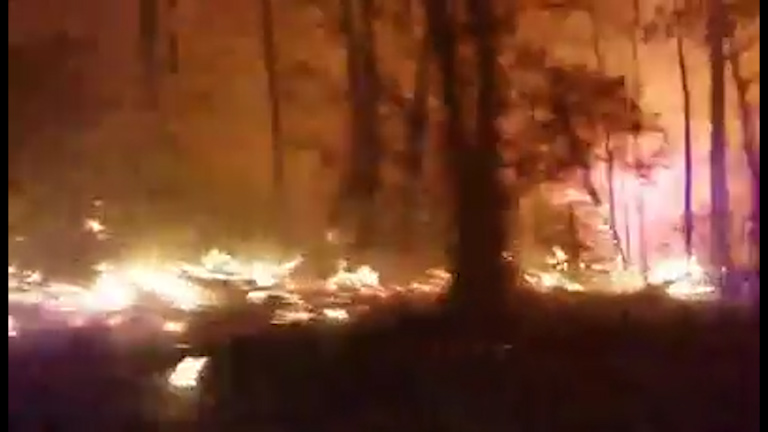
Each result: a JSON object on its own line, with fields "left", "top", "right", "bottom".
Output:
{"left": 426, "top": 0, "right": 511, "bottom": 319}
{"left": 337, "top": 0, "right": 383, "bottom": 251}
{"left": 676, "top": 21, "right": 695, "bottom": 260}
{"left": 707, "top": 0, "right": 732, "bottom": 291}
{"left": 259, "top": 0, "right": 286, "bottom": 240}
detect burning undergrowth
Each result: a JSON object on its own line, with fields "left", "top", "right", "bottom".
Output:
{"left": 9, "top": 242, "right": 717, "bottom": 342}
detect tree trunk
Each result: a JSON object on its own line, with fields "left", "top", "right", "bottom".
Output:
{"left": 259, "top": 0, "right": 286, "bottom": 241}
{"left": 727, "top": 51, "right": 759, "bottom": 268}
{"left": 139, "top": 0, "right": 178, "bottom": 223}
{"left": 549, "top": 83, "right": 596, "bottom": 259}
{"left": 586, "top": 5, "right": 625, "bottom": 266}
{"left": 139, "top": 0, "right": 160, "bottom": 109}
{"left": 565, "top": 203, "right": 582, "bottom": 274}
{"left": 401, "top": 23, "right": 431, "bottom": 250}
{"left": 630, "top": 0, "right": 647, "bottom": 278}
{"left": 707, "top": 0, "right": 732, "bottom": 291}
{"left": 333, "top": 0, "right": 362, "bottom": 232}
{"left": 336, "top": 0, "right": 383, "bottom": 251}
{"left": 356, "top": 0, "right": 384, "bottom": 250}
{"left": 426, "top": 0, "right": 511, "bottom": 319}
{"left": 676, "top": 25, "right": 695, "bottom": 260}
{"left": 623, "top": 198, "right": 632, "bottom": 263}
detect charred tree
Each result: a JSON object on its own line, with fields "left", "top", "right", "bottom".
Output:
{"left": 336, "top": 0, "right": 384, "bottom": 251}
{"left": 400, "top": 14, "right": 432, "bottom": 250}
{"left": 139, "top": 0, "right": 160, "bottom": 108}
{"left": 426, "top": 0, "right": 512, "bottom": 318}
{"left": 334, "top": 0, "right": 363, "bottom": 233}
{"left": 630, "top": 0, "right": 647, "bottom": 277}
{"left": 259, "top": 0, "right": 287, "bottom": 240}
{"left": 726, "top": 37, "right": 759, "bottom": 267}
{"left": 357, "top": 0, "right": 384, "bottom": 249}
{"left": 673, "top": 3, "right": 695, "bottom": 260}
{"left": 643, "top": 2, "right": 700, "bottom": 263}
{"left": 585, "top": 4, "right": 626, "bottom": 266}
{"left": 707, "top": 0, "right": 732, "bottom": 290}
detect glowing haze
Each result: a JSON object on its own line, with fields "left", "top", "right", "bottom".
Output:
{"left": 9, "top": 0, "right": 759, "bottom": 268}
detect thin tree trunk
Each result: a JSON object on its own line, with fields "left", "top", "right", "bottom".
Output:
{"left": 623, "top": 197, "right": 632, "bottom": 262}
{"left": 675, "top": 22, "right": 695, "bottom": 260}
{"left": 707, "top": 0, "right": 732, "bottom": 291}
{"left": 334, "top": 0, "right": 361, "bottom": 233}
{"left": 139, "top": 0, "right": 178, "bottom": 214}
{"left": 401, "top": 0, "right": 415, "bottom": 29}
{"left": 605, "top": 148, "right": 620, "bottom": 258}
{"left": 630, "top": 0, "right": 647, "bottom": 278}
{"left": 259, "top": 0, "right": 286, "bottom": 241}
{"left": 587, "top": 5, "right": 626, "bottom": 265}
{"left": 139, "top": 0, "right": 160, "bottom": 109}
{"left": 401, "top": 27, "right": 431, "bottom": 250}
{"left": 424, "top": 0, "right": 464, "bottom": 253}
{"left": 335, "top": 0, "right": 381, "bottom": 251}
{"left": 549, "top": 78, "right": 595, "bottom": 262}
{"left": 727, "top": 52, "right": 759, "bottom": 268}
{"left": 565, "top": 203, "right": 582, "bottom": 275}
{"left": 166, "top": 0, "right": 180, "bottom": 75}
{"left": 355, "top": 0, "right": 384, "bottom": 250}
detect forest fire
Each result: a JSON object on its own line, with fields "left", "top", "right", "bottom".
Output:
{"left": 8, "top": 245, "right": 718, "bottom": 340}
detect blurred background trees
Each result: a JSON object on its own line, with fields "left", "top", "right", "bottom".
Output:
{"left": 8, "top": 0, "right": 759, "bottom": 284}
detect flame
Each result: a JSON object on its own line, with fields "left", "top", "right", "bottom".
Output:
{"left": 271, "top": 308, "right": 315, "bottom": 325}
{"left": 181, "top": 249, "right": 301, "bottom": 286}
{"left": 83, "top": 218, "right": 107, "bottom": 235}
{"left": 321, "top": 307, "right": 350, "bottom": 322}
{"left": 8, "top": 245, "right": 725, "bottom": 339}
{"left": 325, "top": 260, "right": 380, "bottom": 289}
{"left": 647, "top": 255, "right": 716, "bottom": 300}
{"left": 162, "top": 320, "right": 187, "bottom": 334}
{"left": 648, "top": 256, "right": 704, "bottom": 285}
{"left": 167, "top": 356, "right": 208, "bottom": 390}
{"left": 9, "top": 316, "right": 19, "bottom": 338}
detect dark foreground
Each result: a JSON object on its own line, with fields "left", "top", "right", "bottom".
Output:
{"left": 8, "top": 305, "right": 760, "bottom": 432}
